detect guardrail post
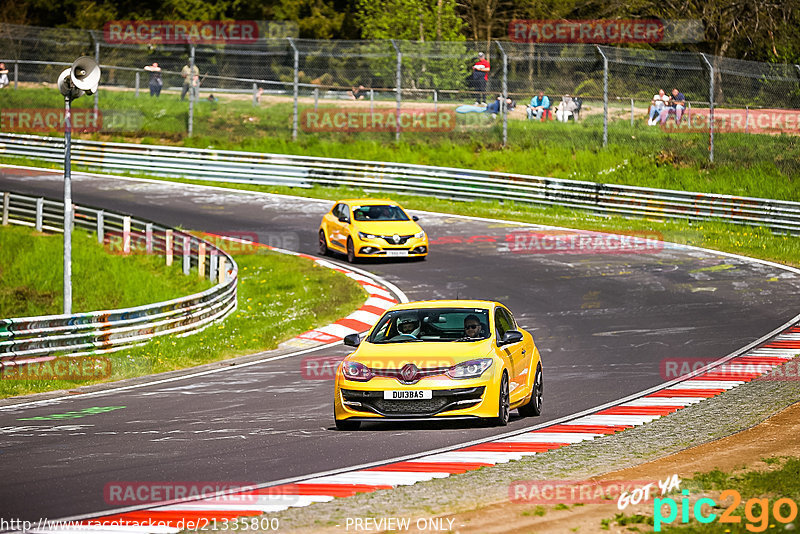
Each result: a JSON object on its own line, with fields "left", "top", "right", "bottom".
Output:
{"left": 145, "top": 223, "right": 153, "bottom": 253}
{"left": 596, "top": 46, "right": 609, "bottom": 148}
{"left": 218, "top": 256, "right": 227, "bottom": 283}
{"left": 123, "top": 216, "right": 131, "bottom": 254}
{"left": 198, "top": 242, "right": 206, "bottom": 277}
{"left": 165, "top": 229, "right": 173, "bottom": 266}
{"left": 2, "top": 192, "right": 9, "bottom": 225}
{"left": 96, "top": 210, "right": 104, "bottom": 243}
{"left": 700, "top": 53, "right": 714, "bottom": 163}
{"left": 35, "top": 197, "right": 43, "bottom": 231}
{"left": 182, "top": 235, "right": 191, "bottom": 275}
{"left": 188, "top": 45, "right": 195, "bottom": 136}
{"left": 135, "top": 72, "right": 140, "bottom": 97}
{"left": 391, "top": 39, "right": 402, "bottom": 142}
{"left": 209, "top": 252, "right": 218, "bottom": 282}
{"left": 288, "top": 38, "right": 299, "bottom": 141}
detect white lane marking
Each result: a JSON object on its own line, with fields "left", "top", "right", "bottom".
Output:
{"left": 745, "top": 349, "right": 798, "bottom": 358}
{"left": 315, "top": 323, "right": 360, "bottom": 338}
{"left": 671, "top": 380, "right": 745, "bottom": 389}
{"left": 563, "top": 414, "right": 662, "bottom": 426}
{"left": 621, "top": 397, "right": 707, "bottom": 406}
{"left": 503, "top": 432, "right": 603, "bottom": 443}
{"left": 344, "top": 309, "right": 383, "bottom": 325}
{"left": 303, "top": 471, "right": 450, "bottom": 485}
{"left": 408, "top": 452, "right": 531, "bottom": 463}
{"left": 364, "top": 296, "right": 397, "bottom": 309}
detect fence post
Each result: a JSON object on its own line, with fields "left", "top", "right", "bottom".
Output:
{"left": 96, "top": 210, "right": 104, "bottom": 243}
{"left": 252, "top": 82, "right": 258, "bottom": 106}
{"left": 145, "top": 223, "right": 153, "bottom": 253}
{"left": 369, "top": 89, "right": 374, "bottom": 114}
{"left": 313, "top": 87, "right": 319, "bottom": 111}
{"left": 745, "top": 105, "right": 749, "bottom": 134}
{"left": 218, "top": 256, "right": 227, "bottom": 283}
{"left": 209, "top": 251, "right": 218, "bottom": 282}
{"left": 700, "top": 53, "right": 714, "bottom": 163}
{"left": 35, "top": 197, "right": 43, "bottom": 231}
{"left": 188, "top": 45, "right": 195, "bottom": 136}
{"left": 433, "top": 89, "right": 438, "bottom": 112}
{"left": 596, "top": 46, "right": 608, "bottom": 148}
{"left": 288, "top": 38, "right": 299, "bottom": 141}
{"left": 495, "top": 41, "right": 508, "bottom": 147}
{"left": 630, "top": 98, "right": 634, "bottom": 126}
{"left": 123, "top": 216, "right": 131, "bottom": 254}
{"left": 183, "top": 235, "right": 191, "bottom": 275}
{"left": 198, "top": 242, "right": 206, "bottom": 278}
{"left": 165, "top": 229, "right": 173, "bottom": 266}
{"left": 391, "top": 39, "right": 402, "bottom": 142}
{"left": 13, "top": 61, "right": 18, "bottom": 90}
{"left": 93, "top": 38, "right": 100, "bottom": 118}
{"left": 2, "top": 192, "right": 9, "bottom": 225}
{"left": 135, "top": 72, "right": 140, "bottom": 97}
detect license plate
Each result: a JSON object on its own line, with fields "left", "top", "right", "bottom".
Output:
{"left": 384, "top": 390, "right": 432, "bottom": 400}
{"left": 385, "top": 250, "right": 409, "bottom": 257}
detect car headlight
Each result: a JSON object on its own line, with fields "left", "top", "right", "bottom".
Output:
{"left": 342, "top": 361, "right": 374, "bottom": 381}
{"left": 358, "top": 232, "right": 378, "bottom": 240}
{"left": 446, "top": 358, "right": 493, "bottom": 379}
{"left": 414, "top": 231, "right": 425, "bottom": 239}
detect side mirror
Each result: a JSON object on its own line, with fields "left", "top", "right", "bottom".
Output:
{"left": 500, "top": 330, "right": 523, "bottom": 346}
{"left": 343, "top": 333, "right": 361, "bottom": 347}
{"left": 338, "top": 216, "right": 350, "bottom": 224}
{"left": 412, "top": 215, "right": 419, "bottom": 222}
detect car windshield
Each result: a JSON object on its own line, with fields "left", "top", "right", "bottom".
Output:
{"left": 353, "top": 205, "right": 409, "bottom": 222}
{"left": 368, "top": 308, "right": 491, "bottom": 343}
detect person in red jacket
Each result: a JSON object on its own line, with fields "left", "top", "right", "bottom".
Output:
{"left": 471, "top": 52, "right": 490, "bottom": 105}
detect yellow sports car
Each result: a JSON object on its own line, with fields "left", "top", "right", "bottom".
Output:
{"left": 334, "top": 300, "right": 543, "bottom": 430}
{"left": 318, "top": 199, "right": 428, "bottom": 262}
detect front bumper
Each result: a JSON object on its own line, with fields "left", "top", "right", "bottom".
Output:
{"left": 353, "top": 236, "right": 429, "bottom": 258}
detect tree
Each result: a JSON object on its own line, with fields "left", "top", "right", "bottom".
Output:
{"left": 357, "top": 0, "right": 463, "bottom": 41}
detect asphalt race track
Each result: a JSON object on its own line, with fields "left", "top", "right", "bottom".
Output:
{"left": 1, "top": 167, "right": 798, "bottom": 522}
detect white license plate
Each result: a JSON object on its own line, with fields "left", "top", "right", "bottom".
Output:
{"left": 384, "top": 390, "right": 432, "bottom": 400}
{"left": 385, "top": 250, "right": 409, "bottom": 257}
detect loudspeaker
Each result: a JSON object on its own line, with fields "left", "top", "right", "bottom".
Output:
{"left": 57, "top": 68, "right": 84, "bottom": 99}
{"left": 70, "top": 56, "right": 100, "bottom": 95}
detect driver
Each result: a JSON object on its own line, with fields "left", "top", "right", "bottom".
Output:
{"left": 396, "top": 315, "right": 421, "bottom": 338}
{"left": 463, "top": 314, "right": 483, "bottom": 339}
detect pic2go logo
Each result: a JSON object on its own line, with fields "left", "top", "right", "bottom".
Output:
{"left": 654, "top": 490, "right": 800, "bottom": 532}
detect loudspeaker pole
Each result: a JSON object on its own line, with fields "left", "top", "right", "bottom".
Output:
{"left": 63, "top": 94, "right": 73, "bottom": 314}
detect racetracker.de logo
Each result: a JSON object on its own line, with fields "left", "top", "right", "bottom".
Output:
{"left": 661, "top": 109, "right": 800, "bottom": 135}
{"left": 506, "top": 231, "right": 663, "bottom": 255}
{"left": 661, "top": 357, "right": 800, "bottom": 381}
{"left": 0, "top": 356, "right": 111, "bottom": 381}
{"left": 509, "top": 19, "right": 664, "bottom": 43}
{"left": 510, "top": 480, "right": 652, "bottom": 504}
{"left": 104, "top": 482, "right": 258, "bottom": 505}
{"left": 300, "top": 108, "right": 456, "bottom": 133}
{"left": 103, "top": 20, "right": 259, "bottom": 44}
{"left": 1, "top": 109, "right": 102, "bottom": 133}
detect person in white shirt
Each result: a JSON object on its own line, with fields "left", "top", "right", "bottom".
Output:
{"left": 0, "top": 63, "right": 9, "bottom": 89}
{"left": 555, "top": 94, "right": 577, "bottom": 122}
{"left": 648, "top": 89, "right": 669, "bottom": 125}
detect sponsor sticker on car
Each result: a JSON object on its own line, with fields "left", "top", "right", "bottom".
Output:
{"left": 384, "top": 390, "right": 432, "bottom": 400}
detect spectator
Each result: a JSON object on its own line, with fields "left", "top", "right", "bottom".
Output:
{"left": 256, "top": 87, "right": 264, "bottom": 104}
{"left": 660, "top": 87, "right": 686, "bottom": 125}
{"left": 526, "top": 91, "right": 550, "bottom": 120}
{"left": 471, "top": 52, "right": 490, "bottom": 105}
{"left": 648, "top": 89, "right": 669, "bottom": 125}
{"left": 180, "top": 62, "right": 199, "bottom": 100}
{"left": 350, "top": 85, "right": 368, "bottom": 100}
{"left": 485, "top": 96, "right": 515, "bottom": 116}
{"left": 143, "top": 62, "right": 162, "bottom": 97}
{"left": 0, "top": 63, "right": 9, "bottom": 89}
{"left": 555, "top": 94, "right": 578, "bottom": 122}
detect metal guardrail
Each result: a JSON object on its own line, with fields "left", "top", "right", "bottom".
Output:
{"left": 1, "top": 133, "right": 799, "bottom": 234}
{"left": 0, "top": 190, "right": 238, "bottom": 365}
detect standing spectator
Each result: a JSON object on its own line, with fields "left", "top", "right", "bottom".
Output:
{"left": 471, "top": 52, "right": 490, "bottom": 105}
{"left": 0, "top": 63, "right": 9, "bottom": 89}
{"left": 555, "top": 94, "right": 577, "bottom": 122}
{"left": 181, "top": 62, "right": 199, "bottom": 100}
{"left": 648, "top": 89, "right": 669, "bottom": 125}
{"left": 526, "top": 91, "right": 550, "bottom": 120}
{"left": 143, "top": 62, "right": 162, "bottom": 97}
{"left": 660, "top": 87, "right": 686, "bottom": 125}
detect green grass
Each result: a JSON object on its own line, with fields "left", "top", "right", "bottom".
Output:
{"left": 0, "top": 224, "right": 213, "bottom": 317}
{"left": 0, "top": 244, "right": 366, "bottom": 398}
{"left": 3, "top": 87, "right": 798, "bottom": 201}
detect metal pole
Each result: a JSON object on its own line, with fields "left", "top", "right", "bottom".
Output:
{"left": 2, "top": 192, "right": 9, "bottom": 225}
{"left": 13, "top": 61, "right": 18, "bottom": 90}
{"left": 370, "top": 89, "right": 374, "bottom": 114}
{"left": 135, "top": 72, "right": 140, "bottom": 97}
{"left": 314, "top": 87, "right": 319, "bottom": 111}
{"left": 630, "top": 98, "right": 634, "bottom": 126}
{"left": 252, "top": 82, "right": 258, "bottom": 106}
{"left": 745, "top": 105, "right": 749, "bottom": 134}
{"left": 391, "top": 40, "right": 402, "bottom": 142}
{"left": 596, "top": 46, "right": 608, "bottom": 148}
{"left": 63, "top": 96, "right": 73, "bottom": 315}
{"left": 96, "top": 210, "right": 104, "bottom": 243}
{"left": 496, "top": 41, "right": 508, "bottom": 147}
{"left": 188, "top": 45, "right": 195, "bottom": 136}
{"left": 93, "top": 40, "right": 100, "bottom": 118}
{"left": 433, "top": 89, "right": 438, "bottom": 112}
{"left": 288, "top": 38, "right": 299, "bottom": 141}
{"left": 701, "top": 53, "right": 714, "bottom": 163}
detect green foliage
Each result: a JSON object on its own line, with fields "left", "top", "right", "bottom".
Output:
{"left": 357, "top": 0, "right": 462, "bottom": 41}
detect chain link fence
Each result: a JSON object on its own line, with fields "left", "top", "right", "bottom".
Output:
{"left": 1, "top": 22, "right": 799, "bottom": 173}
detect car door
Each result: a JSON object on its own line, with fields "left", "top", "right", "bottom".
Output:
{"left": 327, "top": 203, "right": 348, "bottom": 250}
{"left": 505, "top": 307, "right": 533, "bottom": 395}
{"left": 496, "top": 306, "right": 526, "bottom": 403}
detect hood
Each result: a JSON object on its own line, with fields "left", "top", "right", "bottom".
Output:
{"left": 354, "top": 220, "right": 422, "bottom": 236}
{"left": 348, "top": 339, "right": 493, "bottom": 370}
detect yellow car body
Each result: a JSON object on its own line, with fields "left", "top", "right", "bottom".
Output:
{"left": 334, "top": 300, "right": 543, "bottom": 430}
{"left": 318, "top": 199, "right": 428, "bottom": 262}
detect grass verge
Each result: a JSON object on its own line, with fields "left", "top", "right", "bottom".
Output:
{"left": 0, "top": 233, "right": 366, "bottom": 399}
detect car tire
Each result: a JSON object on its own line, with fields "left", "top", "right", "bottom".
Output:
{"left": 318, "top": 230, "right": 328, "bottom": 256}
{"left": 335, "top": 418, "right": 361, "bottom": 431}
{"left": 492, "top": 372, "right": 510, "bottom": 426}
{"left": 518, "top": 365, "right": 543, "bottom": 417}
{"left": 346, "top": 237, "right": 357, "bottom": 263}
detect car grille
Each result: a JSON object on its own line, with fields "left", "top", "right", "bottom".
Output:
{"left": 341, "top": 387, "right": 485, "bottom": 417}
{"left": 372, "top": 366, "right": 450, "bottom": 384}
{"left": 379, "top": 234, "right": 413, "bottom": 245}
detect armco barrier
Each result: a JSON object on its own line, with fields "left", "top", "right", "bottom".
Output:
{"left": 1, "top": 133, "right": 799, "bottom": 234}
{"left": 0, "top": 191, "right": 238, "bottom": 365}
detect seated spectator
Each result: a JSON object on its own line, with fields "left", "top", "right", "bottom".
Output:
{"left": 0, "top": 63, "right": 9, "bottom": 89}
{"left": 526, "top": 91, "right": 550, "bottom": 120}
{"left": 555, "top": 94, "right": 578, "bottom": 122}
{"left": 350, "top": 85, "right": 368, "bottom": 100}
{"left": 660, "top": 87, "right": 686, "bottom": 125}
{"left": 485, "top": 96, "right": 515, "bottom": 116}
{"left": 648, "top": 89, "right": 669, "bottom": 125}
